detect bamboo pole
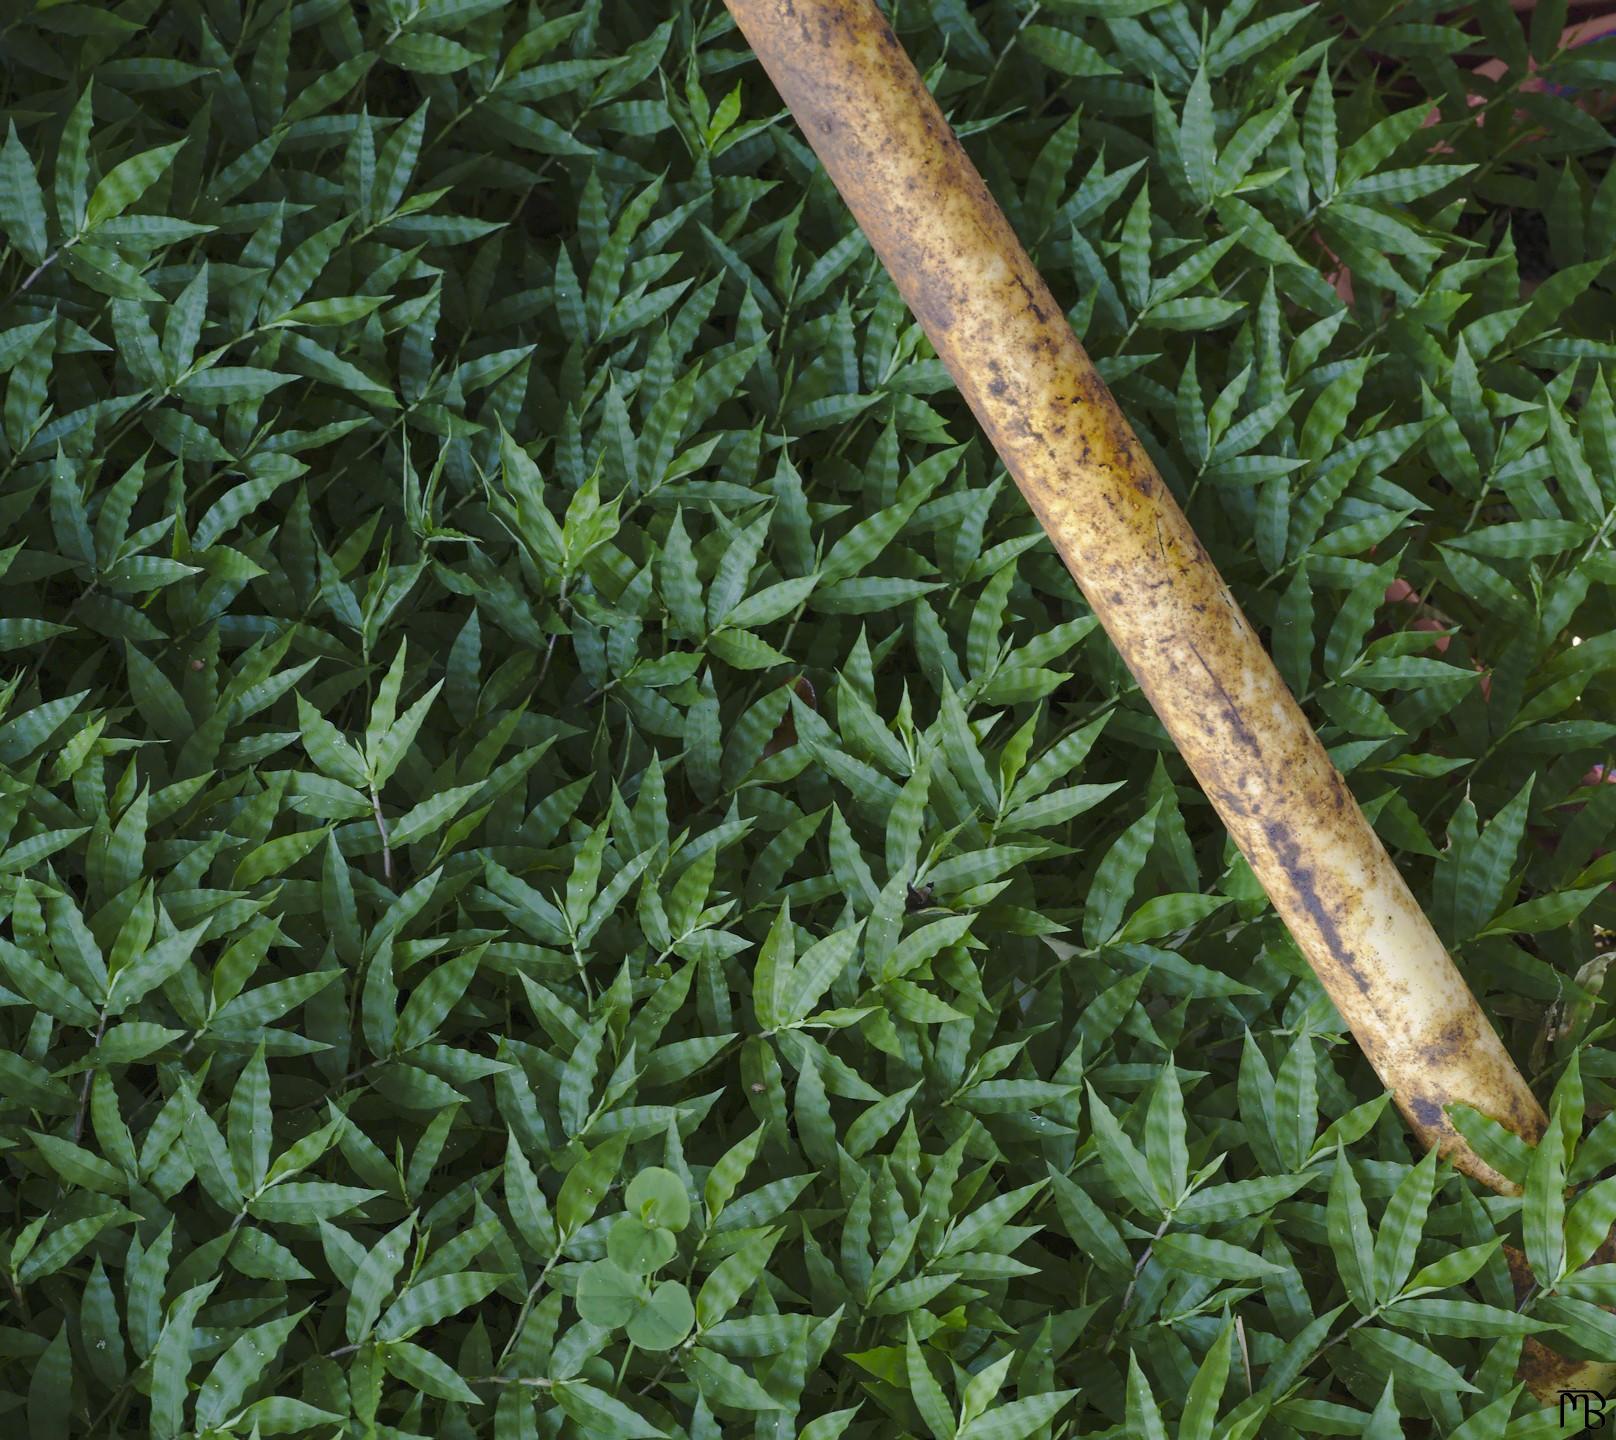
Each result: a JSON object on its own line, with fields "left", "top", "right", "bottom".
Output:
{"left": 720, "top": 0, "right": 1547, "bottom": 1188}
{"left": 720, "top": 0, "right": 1616, "bottom": 1400}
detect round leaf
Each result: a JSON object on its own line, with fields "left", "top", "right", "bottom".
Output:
{"left": 625, "top": 1167, "right": 691, "bottom": 1232}
{"left": 607, "top": 1215, "right": 677, "bottom": 1275}
{"left": 574, "top": 1260, "right": 643, "bottom": 1328}
{"left": 625, "top": 1279, "right": 694, "bottom": 1351}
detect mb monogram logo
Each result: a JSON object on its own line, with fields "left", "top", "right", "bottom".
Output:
{"left": 1561, "top": 1390, "right": 1613, "bottom": 1431}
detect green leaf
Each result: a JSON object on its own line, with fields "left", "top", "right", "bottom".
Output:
{"left": 377, "top": 1271, "right": 505, "bottom": 1341}
{"left": 1180, "top": 68, "right": 1215, "bottom": 206}
{"left": 86, "top": 141, "right": 186, "bottom": 229}
{"left": 1124, "top": 1351, "right": 1168, "bottom": 1440}
{"left": 1348, "top": 1325, "right": 1479, "bottom": 1395}
{"left": 394, "top": 945, "right": 481, "bottom": 1051}
{"left": 608, "top": 1215, "right": 677, "bottom": 1274}
{"left": 958, "top": 1392, "right": 1078, "bottom": 1440}
{"left": 578, "top": 1257, "right": 645, "bottom": 1326}
{"left": 559, "top": 1135, "right": 628, "bottom": 1239}
{"left": 383, "top": 1338, "right": 481, "bottom": 1405}
{"left": 227, "top": 1041, "right": 273, "bottom": 1193}
{"left": 626, "top": 1166, "right": 691, "bottom": 1231}
{"left": 1403, "top": 1238, "right": 1502, "bottom": 1297}
{"left": 1460, "top": 782, "right": 1531, "bottom": 937}
{"left": 347, "top": 1215, "right": 415, "bottom": 1344}
{"left": 1155, "top": 1232, "right": 1285, "bottom": 1279}
{"left": 29, "top": 1130, "right": 127, "bottom": 1194}
{"left": 56, "top": 82, "right": 92, "bottom": 233}
{"left": 176, "top": 366, "right": 294, "bottom": 405}
{"left": 0, "top": 125, "right": 49, "bottom": 263}
{"left": 1302, "top": 66, "right": 1337, "bottom": 198}
{"left": 1144, "top": 1057, "right": 1188, "bottom": 1206}
{"left": 906, "top": 1325, "right": 957, "bottom": 1440}
{"left": 195, "top": 1310, "right": 305, "bottom": 1429}
{"left": 1372, "top": 1149, "right": 1438, "bottom": 1304}
{"left": 1085, "top": 1085, "right": 1159, "bottom": 1216}
{"left": 1084, "top": 799, "right": 1162, "bottom": 948}
{"left": 1022, "top": 25, "right": 1119, "bottom": 77}
{"left": 150, "top": 1280, "right": 217, "bottom": 1438}
{"left": 1524, "top": 1100, "right": 1568, "bottom": 1285}
{"left": 1327, "top": 1147, "right": 1376, "bottom": 1313}
{"left": 705, "top": 1125, "right": 763, "bottom": 1224}
{"left": 1120, "top": 180, "right": 1152, "bottom": 312}
{"left": 784, "top": 921, "right": 863, "bottom": 1025}
{"left": 696, "top": 1226, "right": 780, "bottom": 1328}
{"left": 1181, "top": 1317, "right": 1234, "bottom": 1440}
{"left": 627, "top": 1279, "right": 695, "bottom": 1350}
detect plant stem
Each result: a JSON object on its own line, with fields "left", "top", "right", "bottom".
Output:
{"left": 1, "top": 247, "right": 62, "bottom": 309}
{"left": 496, "top": 1252, "right": 562, "bottom": 1371}
{"left": 70, "top": 1011, "right": 110, "bottom": 1142}
{"left": 1117, "top": 1212, "right": 1173, "bottom": 1321}
{"left": 370, "top": 782, "right": 394, "bottom": 884}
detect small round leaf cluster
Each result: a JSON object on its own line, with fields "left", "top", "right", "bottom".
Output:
{"left": 575, "top": 1168, "right": 695, "bottom": 1351}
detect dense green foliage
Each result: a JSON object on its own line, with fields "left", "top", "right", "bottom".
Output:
{"left": 3, "top": 0, "right": 1616, "bottom": 1434}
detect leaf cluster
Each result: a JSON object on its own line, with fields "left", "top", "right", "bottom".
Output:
{"left": 2, "top": 0, "right": 1616, "bottom": 1436}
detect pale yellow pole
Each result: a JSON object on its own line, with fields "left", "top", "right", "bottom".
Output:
{"left": 719, "top": 0, "right": 1547, "bottom": 1187}
{"left": 717, "top": 0, "right": 1616, "bottom": 1397}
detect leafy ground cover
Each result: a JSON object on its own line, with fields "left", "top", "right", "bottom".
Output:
{"left": 2, "top": 0, "right": 1616, "bottom": 1435}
